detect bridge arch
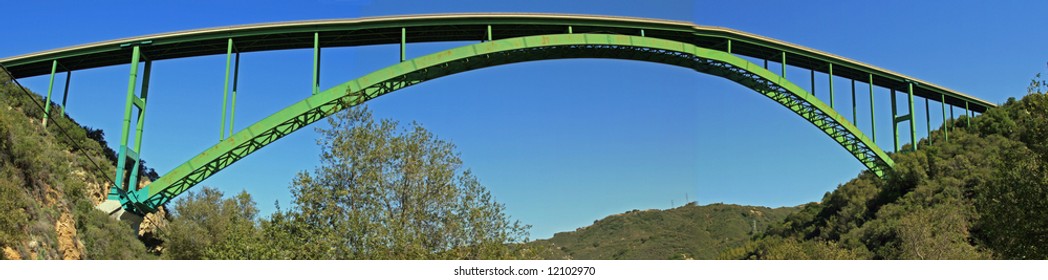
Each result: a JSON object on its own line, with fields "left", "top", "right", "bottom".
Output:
{"left": 121, "top": 33, "right": 893, "bottom": 212}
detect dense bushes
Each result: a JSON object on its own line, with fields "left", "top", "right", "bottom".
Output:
{"left": 727, "top": 93, "right": 1048, "bottom": 259}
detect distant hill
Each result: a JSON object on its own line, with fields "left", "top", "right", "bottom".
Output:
{"left": 531, "top": 203, "right": 799, "bottom": 260}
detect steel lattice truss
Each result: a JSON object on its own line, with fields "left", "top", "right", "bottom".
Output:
{"left": 122, "top": 34, "right": 892, "bottom": 213}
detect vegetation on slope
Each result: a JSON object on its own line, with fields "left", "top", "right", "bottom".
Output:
{"left": 0, "top": 72, "right": 154, "bottom": 259}
{"left": 723, "top": 90, "right": 1048, "bottom": 259}
{"left": 532, "top": 203, "right": 798, "bottom": 260}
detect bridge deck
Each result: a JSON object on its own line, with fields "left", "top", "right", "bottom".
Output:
{"left": 0, "top": 13, "right": 993, "bottom": 111}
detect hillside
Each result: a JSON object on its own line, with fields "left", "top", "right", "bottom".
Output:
{"left": 722, "top": 92, "right": 1048, "bottom": 259}
{"left": 532, "top": 203, "right": 798, "bottom": 259}
{"left": 0, "top": 72, "right": 155, "bottom": 259}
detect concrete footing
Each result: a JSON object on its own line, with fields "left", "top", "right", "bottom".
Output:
{"left": 95, "top": 199, "right": 143, "bottom": 232}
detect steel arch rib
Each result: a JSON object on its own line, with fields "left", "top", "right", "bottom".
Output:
{"left": 126, "top": 34, "right": 893, "bottom": 213}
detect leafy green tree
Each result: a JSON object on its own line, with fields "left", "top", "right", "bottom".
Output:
{"left": 162, "top": 187, "right": 265, "bottom": 259}
{"left": 975, "top": 143, "right": 1048, "bottom": 259}
{"left": 271, "top": 107, "right": 533, "bottom": 259}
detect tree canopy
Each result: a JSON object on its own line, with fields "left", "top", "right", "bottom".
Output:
{"left": 162, "top": 107, "right": 537, "bottom": 259}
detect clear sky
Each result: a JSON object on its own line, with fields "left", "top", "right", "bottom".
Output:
{"left": 3, "top": 0, "right": 1046, "bottom": 239}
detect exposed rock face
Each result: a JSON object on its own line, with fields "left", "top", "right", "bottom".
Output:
{"left": 139, "top": 206, "right": 167, "bottom": 254}
{"left": 55, "top": 212, "right": 84, "bottom": 260}
{"left": 73, "top": 169, "right": 108, "bottom": 206}
{"left": 2, "top": 246, "right": 20, "bottom": 260}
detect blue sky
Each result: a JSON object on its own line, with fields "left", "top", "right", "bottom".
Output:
{"left": 3, "top": 0, "right": 1045, "bottom": 239}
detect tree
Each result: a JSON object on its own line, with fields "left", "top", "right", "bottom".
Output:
{"left": 272, "top": 107, "right": 533, "bottom": 259}
{"left": 162, "top": 187, "right": 265, "bottom": 259}
{"left": 976, "top": 144, "right": 1048, "bottom": 259}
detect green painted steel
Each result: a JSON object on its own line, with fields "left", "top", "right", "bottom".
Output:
{"left": 128, "top": 60, "right": 152, "bottom": 200}
{"left": 828, "top": 63, "right": 834, "bottom": 109}
{"left": 891, "top": 89, "right": 898, "bottom": 153}
{"left": 0, "top": 14, "right": 998, "bottom": 214}
{"left": 109, "top": 45, "right": 141, "bottom": 201}
{"left": 925, "top": 98, "right": 931, "bottom": 144}
{"left": 121, "top": 33, "right": 895, "bottom": 213}
{"left": 400, "top": 28, "right": 406, "bottom": 62}
{"left": 809, "top": 69, "right": 815, "bottom": 97}
{"left": 869, "top": 74, "right": 876, "bottom": 143}
{"left": 851, "top": 80, "right": 857, "bottom": 125}
{"left": 313, "top": 33, "right": 320, "bottom": 95}
{"left": 59, "top": 70, "right": 70, "bottom": 117}
{"left": 908, "top": 83, "right": 916, "bottom": 151}
{"left": 42, "top": 60, "right": 57, "bottom": 127}
{"left": 942, "top": 94, "right": 948, "bottom": 142}
{"left": 0, "top": 14, "right": 994, "bottom": 118}
{"left": 221, "top": 39, "right": 233, "bottom": 140}
{"left": 965, "top": 101, "right": 970, "bottom": 126}
{"left": 950, "top": 106, "right": 955, "bottom": 131}
{"left": 780, "top": 52, "right": 786, "bottom": 78}
{"left": 231, "top": 52, "right": 240, "bottom": 136}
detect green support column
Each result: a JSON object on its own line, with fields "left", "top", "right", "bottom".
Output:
{"left": 828, "top": 63, "right": 834, "bottom": 109}
{"left": 221, "top": 38, "right": 233, "bottom": 140}
{"left": 230, "top": 52, "right": 240, "bottom": 136}
{"left": 42, "top": 60, "right": 58, "bottom": 127}
{"left": 400, "top": 28, "right": 406, "bottom": 62}
{"left": 567, "top": 26, "right": 573, "bottom": 34}
{"left": 950, "top": 106, "right": 955, "bottom": 131}
{"left": 59, "top": 71, "right": 71, "bottom": 117}
{"left": 313, "top": 32, "right": 321, "bottom": 95}
{"left": 640, "top": 29, "right": 645, "bottom": 37}
{"left": 111, "top": 46, "right": 142, "bottom": 200}
{"left": 726, "top": 39, "right": 732, "bottom": 53}
{"left": 127, "top": 60, "right": 152, "bottom": 189}
{"left": 486, "top": 25, "right": 492, "bottom": 41}
{"left": 869, "top": 74, "right": 876, "bottom": 143}
{"left": 851, "top": 80, "right": 857, "bottom": 125}
{"left": 941, "top": 94, "right": 948, "bottom": 142}
{"left": 925, "top": 98, "right": 931, "bottom": 144}
{"left": 908, "top": 83, "right": 917, "bottom": 151}
{"left": 891, "top": 88, "right": 898, "bottom": 153}
{"left": 810, "top": 68, "right": 815, "bottom": 97}
{"left": 780, "top": 52, "right": 786, "bottom": 78}
{"left": 965, "top": 101, "right": 970, "bottom": 126}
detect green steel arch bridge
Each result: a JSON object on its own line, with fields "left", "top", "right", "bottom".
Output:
{"left": 0, "top": 13, "right": 994, "bottom": 215}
